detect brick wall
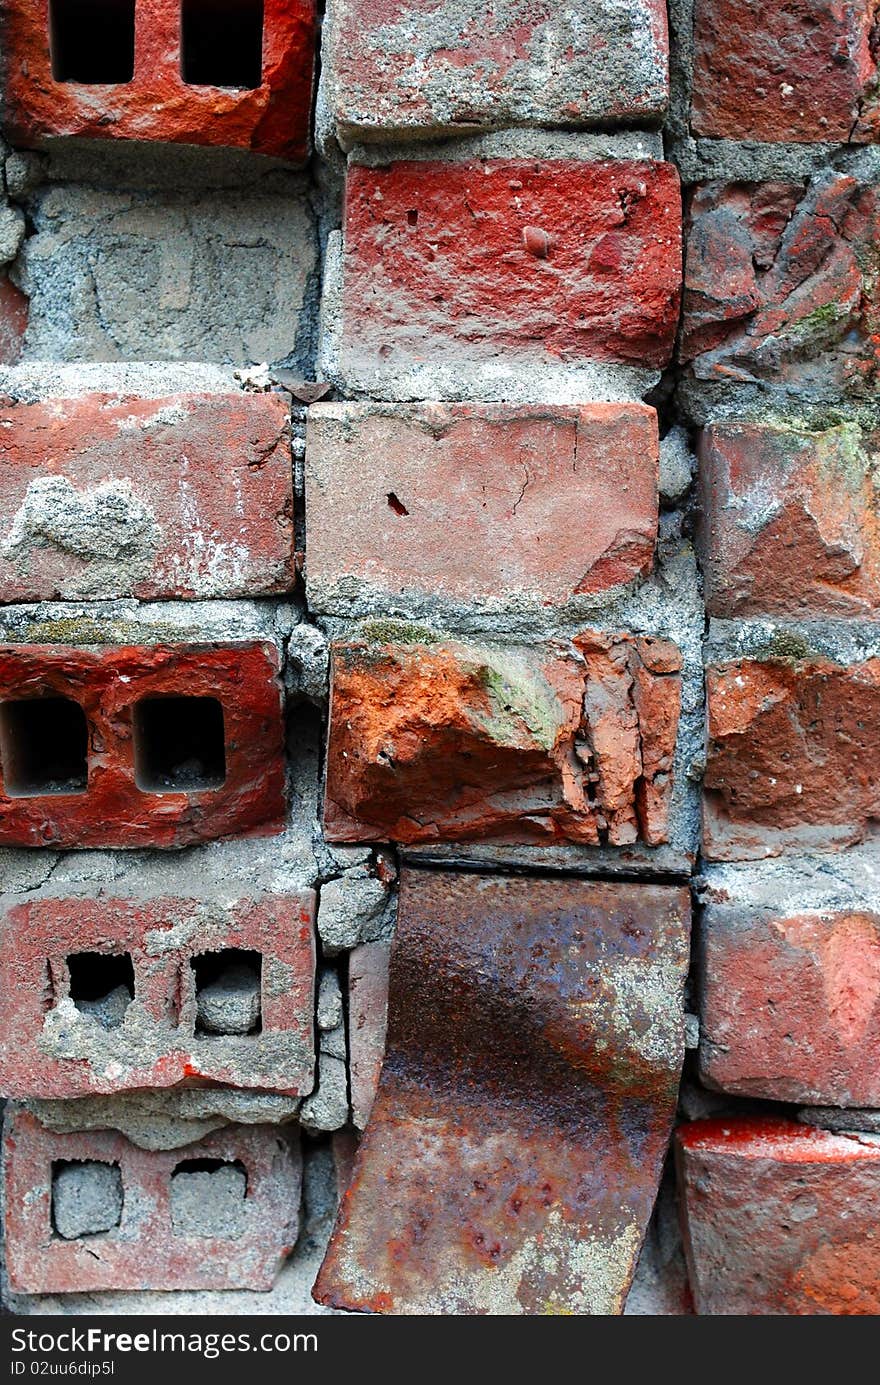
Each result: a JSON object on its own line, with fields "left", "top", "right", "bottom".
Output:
{"left": 0, "top": 0, "right": 876, "bottom": 1317}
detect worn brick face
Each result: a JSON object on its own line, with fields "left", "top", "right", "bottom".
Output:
{"left": 680, "top": 177, "right": 880, "bottom": 401}
{"left": 0, "top": 642, "right": 286, "bottom": 848}
{"left": 324, "top": 630, "right": 682, "bottom": 847}
{"left": 0, "top": 894, "right": 315, "bottom": 1099}
{"left": 677, "top": 1118, "right": 880, "bottom": 1315}
{"left": 322, "top": 0, "right": 669, "bottom": 143}
{"left": 0, "top": 392, "right": 295, "bottom": 603}
{"left": 333, "top": 157, "right": 682, "bottom": 379}
{"left": 1, "top": 0, "right": 317, "bottom": 160}
{"left": 3, "top": 1109, "right": 302, "bottom": 1293}
{"left": 700, "top": 903, "right": 880, "bottom": 1105}
{"left": 691, "top": 0, "right": 880, "bottom": 143}
{"left": 704, "top": 654, "right": 880, "bottom": 860}
{"left": 698, "top": 421, "right": 880, "bottom": 619}
{"left": 305, "top": 403, "right": 659, "bottom": 614}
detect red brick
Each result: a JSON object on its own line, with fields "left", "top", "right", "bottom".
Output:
{"left": 348, "top": 941, "right": 389, "bottom": 1130}
{"left": 676, "top": 1117, "right": 880, "bottom": 1315}
{"left": 680, "top": 177, "right": 880, "bottom": 400}
{"left": 700, "top": 903, "right": 880, "bottom": 1105}
{"left": 0, "top": 277, "right": 28, "bottom": 365}
{"left": 324, "top": 630, "right": 682, "bottom": 847}
{"left": 335, "top": 157, "right": 682, "bottom": 375}
{"left": 1, "top": 0, "right": 316, "bottom": 161}
{"left": 0, "top": 893, "right": 315, "bottom": 1099}
{"left": 3, "top": 1109, "right": 301, "bottom": 1293}
{"left": 698, "top": 420, "right": 880, "bottom": 618}
{"left": 692, "top": 0, "right": 880, "bottom": 143}
{"left": 0, "top": 392, "right": 295, "bottom": 603}
{"left": 704, "top": 653, "right": 880, "bottom": 859}
{"left": 322, "top": 0, "right": 669, "bottom": 143}
{"left": 305, "top": 403, "right": 659, "bottom": 612}
{"left": 0, "top": 642, "right": 286, "bottom": 849}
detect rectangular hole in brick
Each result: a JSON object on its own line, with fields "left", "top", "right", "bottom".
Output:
{"left": 171, "top": 1158, "right": 248, "bottom": 1238}
{"left": 132, "top": 696, "right": 226, "bottom": 793}
{"left": 51, "top": 1160, "right": 123, "bottom": 1240}
{"left": 192, "top": 948, "right": 262, "bottom": 1036}
{"left": 0, "top": 697, "right": 88, "bottom": 797}
{"left": 180, "top": 0, "right": 264, "bottom": 89}
{"left": 49, "top": 0, "right": 136, "bottom": 83}
{"left": 67, "top": 952, "right": 134, "bottom": 1029}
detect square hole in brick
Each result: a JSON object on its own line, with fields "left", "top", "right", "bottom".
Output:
{"left": 192, "top": 948, "right": 262, "bottom": 1036}
{"left": 0, "top": 697, "right": 88, "bottom": 797}
{"left": 132, "top": 696, "right": 226, "bottom": 793}
{"left": 48, "top": 0, "right": 136, "bottom": 83}
{"left": 67, "top": 952, "right": 134, "bottom": 1029}
{"left": 171, "top": 1158, "right": 248, "bottom": 1238}
{"left": 180, "top": 0, "right": 264, "bottom": 89}
{"left": 51, "top": 1160, "right": 123, "bottom": 1240}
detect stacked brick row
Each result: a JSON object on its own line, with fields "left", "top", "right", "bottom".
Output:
{"left": 0, "top": 0, "right": 876, "bottom": 1316}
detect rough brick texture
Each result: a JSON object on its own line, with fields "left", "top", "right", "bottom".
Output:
{"left": 324, "top": 630, "right": 682, "bottom": 847}
{"left": 348, "top": 941, "right": 390, "bottom": 1131}
{"left": 0, "top": 393, "right": 295, "bottom": 603}
{"left": 322, "top": 0, "right": 669, "bottom": 144}
{"left": 677, "top": 1118, "right": 880, "bottom": 1315}
{"left": 691, "top": 0, "right": 880, "bottom": 143}
{"left": 0, "top": 642, "right": 286, "bottom": 848}
{"left": 306, "top": 403, "right": 659, "bottom": 614}
{"left": 704, "top": 652, "right": 880, "bottom": 859}
{"left": 700, "top": 902, "right": 880, "bottom": 1105}
{"left": 0, "top": 278, "right": 27, "bottom": 364}
{"left": 698, "top": 420, "right": 880, "bottom": 619}
{"left": 0, "top": 894, "right": 315, "bottom": 1098}
{"left": 3, "top": 1109, "right": 302, "bottom": 1293}
{"left": 333, "top": 157, "right": 682, "bottom": 377}
{"left": 681, "top": 177, "right": 880, "bottom": 402}
{"left": 1, "top": 0, "right": 317, "bottom": 161}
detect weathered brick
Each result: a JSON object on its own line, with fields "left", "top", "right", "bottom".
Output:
{"left": 324, "top": 629, "right": 682, "bottom": 847}
{"left": 0, "top": 642, "right": 286, "bottom": 848}
{"left": 0, "top": 392, "right": 294, "bottom": 603}
{"left": 677, "top": 1117, "right": 880, "bottom": 1315}
{"left": 348, "top": 941, "right": 390, "bottom": 1130}
{"left": 680, "top": 177, "right": 880, "bottom": 402}
{"left": 1, "top": 0, "right": 316, "bottom": 161}
{"left": 306, "top": 403, "right": 659, "bottom": 616}
{"left": 704, "top": 650, "right": 880, "bottom": 859}
{"left": 0, "top": 277, "right": 27, "bottom": 365}
{"left": 0, "top": 893, "right": 315, "bottom": 1099}
{"left": 322, "top": 0, "right": 669, "bottom": 145}
{"left": 316, "top": 870, "right": 690, "bottom": 1315}
{"left": 691, "top": 0, "right": 880, "bottom": 143}
{"left": 698, "top": 420, "right": 880, "bottom": 618}
{"left": 328, "top": 155, "right": 682, "bottom": 387}
{"left": 3, "top": 1108, "right": 301, "bottom": 1293}
{"left": 700, "top": 897, "right": 880, "bottom": 1105}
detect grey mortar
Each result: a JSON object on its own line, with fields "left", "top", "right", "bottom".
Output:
{"left": 52, "top": 1160, "right": 123, "bottom": 1239}
{"left": 170, "top": 1164, "right": 247, "bottom": 1239}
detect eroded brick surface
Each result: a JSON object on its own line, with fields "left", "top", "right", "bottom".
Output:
{"left": 306, "top": 403, "right": 659, "bottom": 613}
{"left": 0, "top": 642, "right": 286, "bottom": 848}
{"left": 700, "top": 902, "right": 880, "bottom": 1105}
{"left": 1, "top": 0, "right": 317, "bottom": 160}
{"left": 698, "top": 420, "right": 880, "bottom": 618}
{"left": 677, "top": 1118, "right": 880, "bottom": 1315}
{"left": 704, "top": 654, "right": 880, "bottom": 859}
{"left": 0, "top": 894, "right": 315, "bottom": 1098}
{"left": 315, "top": 870, "right": 690, "bottom": 1315}
{"left": 0, "top": 393, "right": 295, "bottom": 603}
{"left": 323, "top": 0, "right": 669, "bottom": 143}
{"left": 680, "top": 177, "right": 880, "bottom": 402}
{"left": 332, "top": 157, "right": 682, "bottom": 379}
{"left": 3, "top": 1109, "right": 302, "bottom": 1293}
{"left": 691, "top": 0, "right": 880, "bottom": 143}
{"left": 324, "top": 629, "right": 682, "bottom": 847}
{"left": 348, "top": 941, "right": 390, "bottom": 1131}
